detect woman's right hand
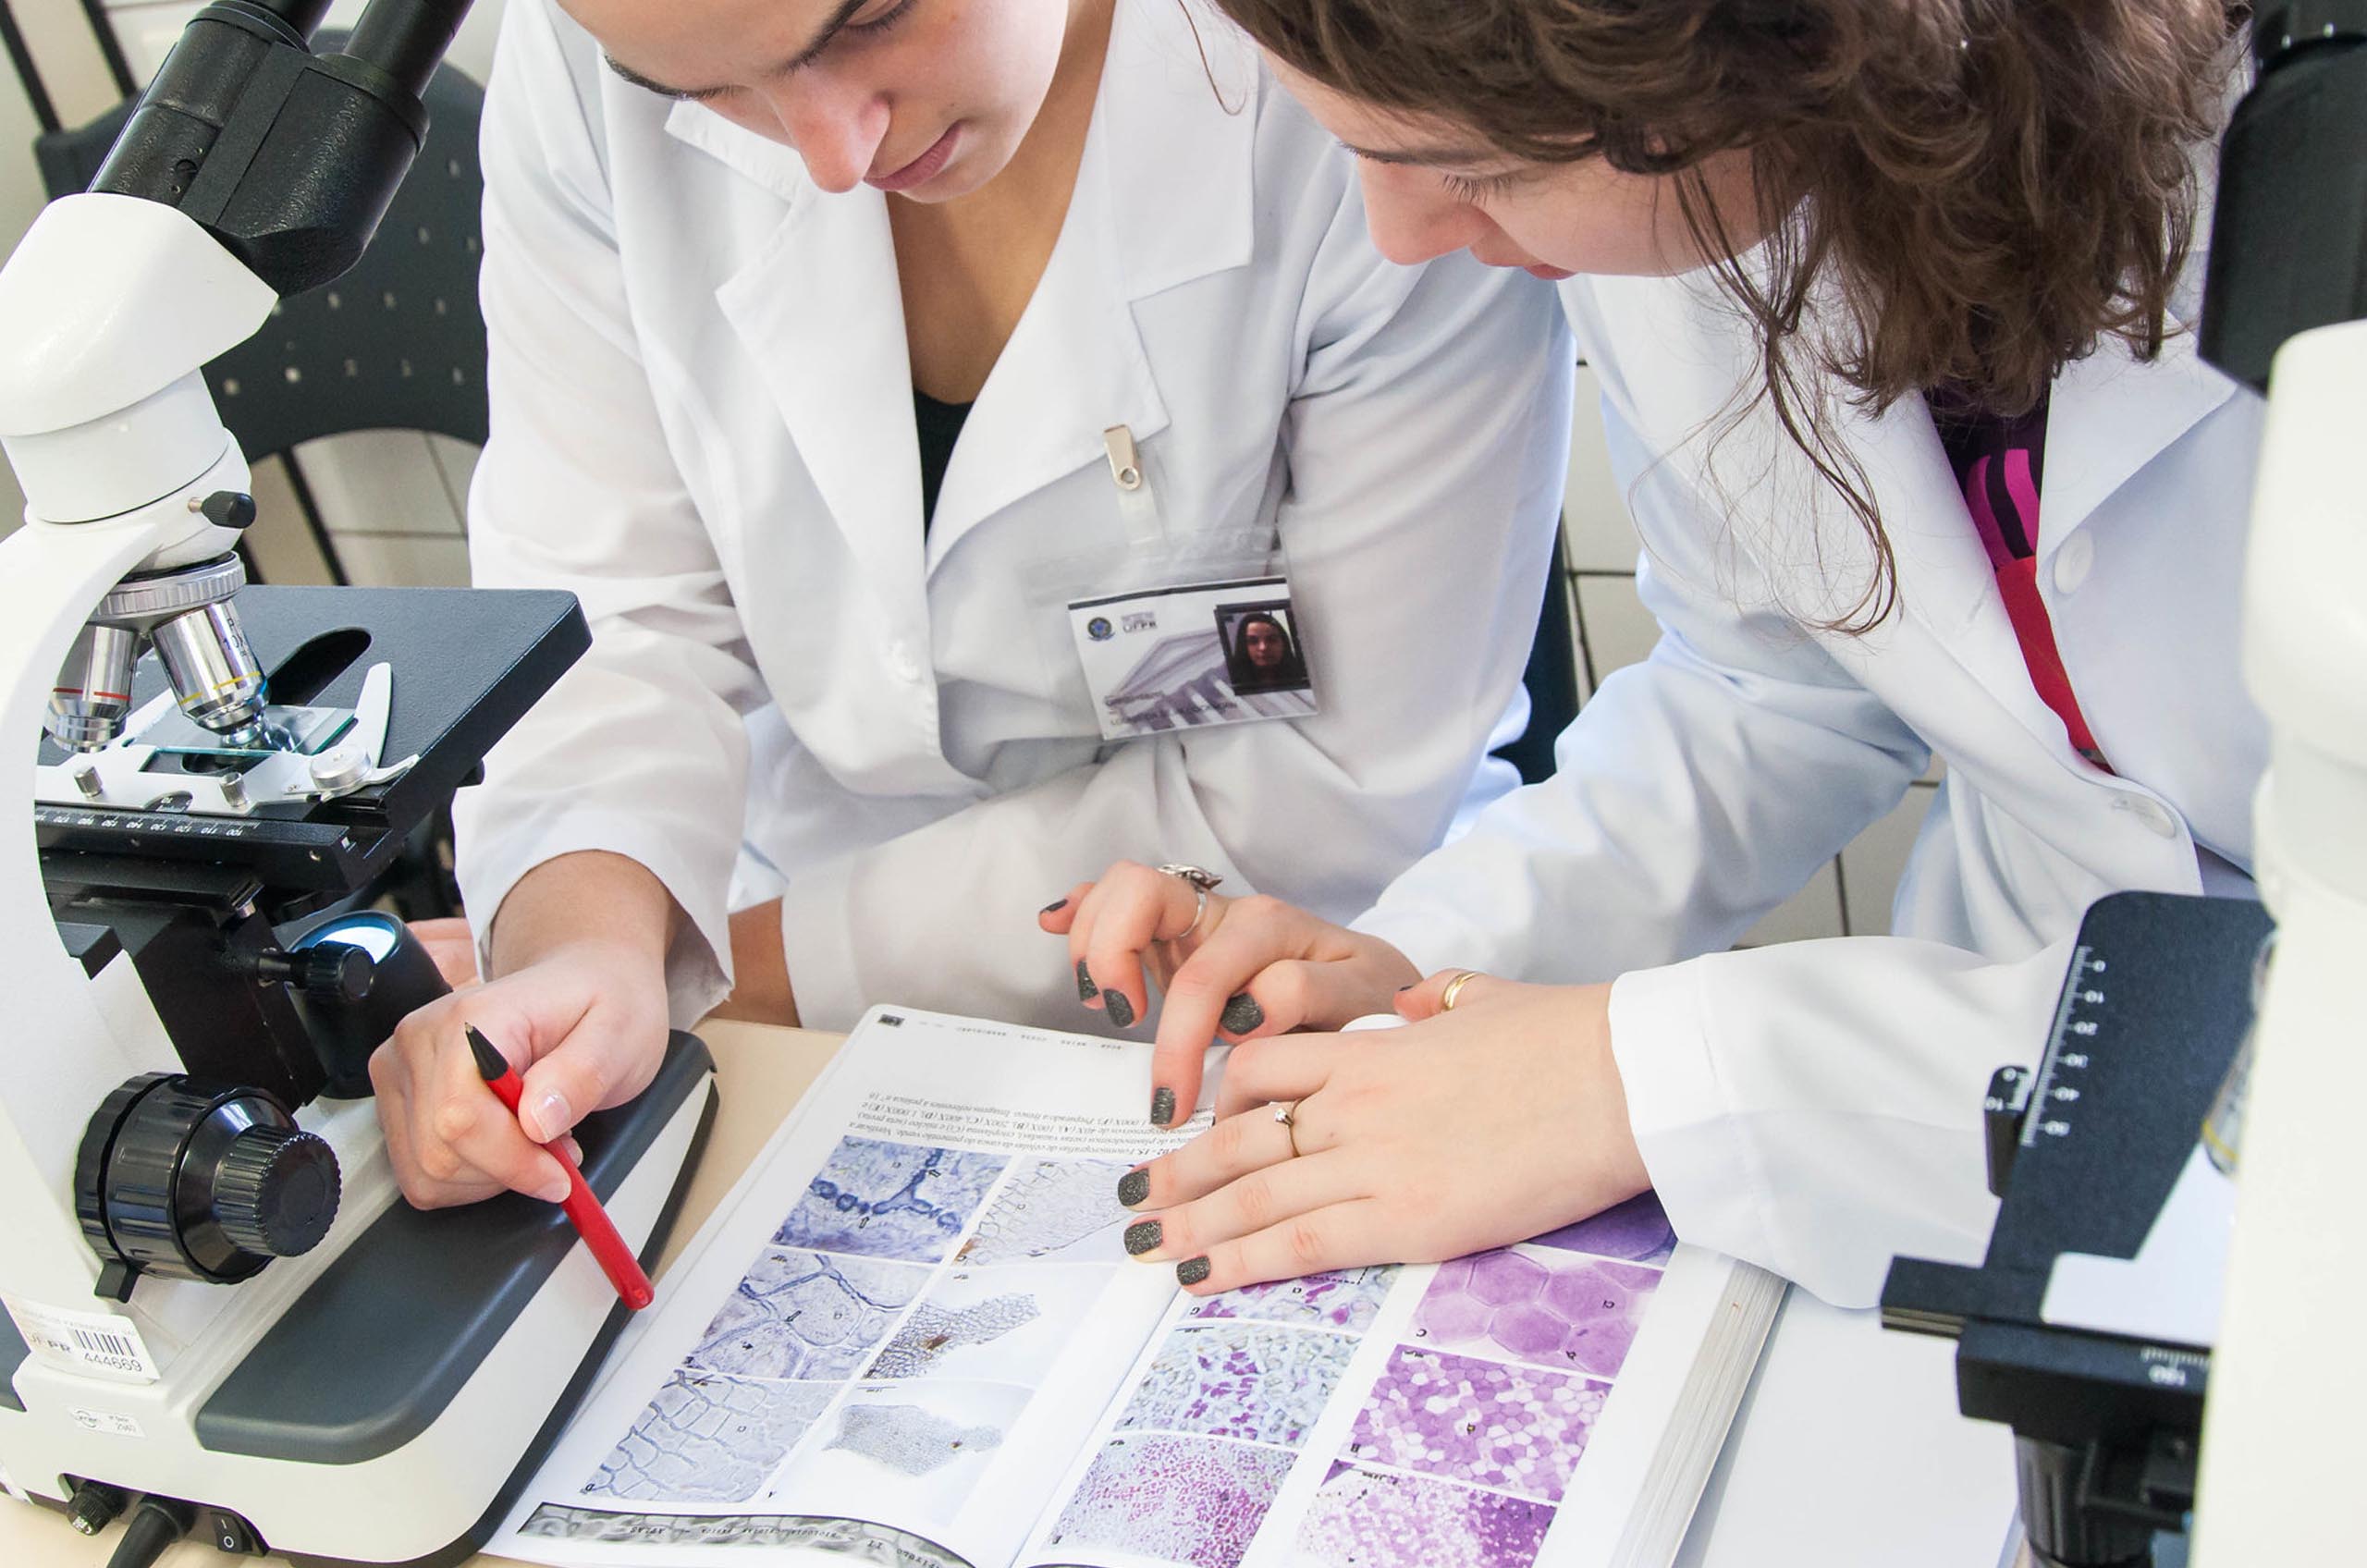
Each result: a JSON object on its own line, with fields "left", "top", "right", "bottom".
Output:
{"left": 369, "top": 937, "right": 671, "bottom": 1209}
{"left": 1039, "top": 861, "right": 1421, "bottom": 1122}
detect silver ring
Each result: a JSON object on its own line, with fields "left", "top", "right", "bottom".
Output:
{"left": 1273, "top": 1100, "right": 1301, "bottom": 1158}
{"left": 1157, "top": 864, "right": 1224, "bottom": 940}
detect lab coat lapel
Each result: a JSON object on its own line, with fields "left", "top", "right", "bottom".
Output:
{"left": 1587, "top": 266, "right": 2094, "bottom": 763}
{"left": 924, "top": 0, "right": 1258, "bottom": 567}
{"left": 693, "top": 107, "right": 928, "bottom": 628}
{"left": 2040, "top": 325, "right": 2238, "bottom": 552}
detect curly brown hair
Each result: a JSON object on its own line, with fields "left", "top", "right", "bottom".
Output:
{"left": 1218, "top": 0, "right": 2245, "bottom": 629}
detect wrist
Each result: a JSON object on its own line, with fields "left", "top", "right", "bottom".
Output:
{"left": 485, "top": 851, "right": 678, "bottom": 982}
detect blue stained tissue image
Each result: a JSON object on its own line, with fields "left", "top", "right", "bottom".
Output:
{"left": 776, "top": 1134, "right": 1010, "bottom": 1264}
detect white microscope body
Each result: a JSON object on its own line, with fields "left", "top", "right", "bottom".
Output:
{"left": 0, "top": 9, "right": 712, "bottom": 1561}
{"left": 2189, "top": 317, "right": 2367, "bottom": 1562}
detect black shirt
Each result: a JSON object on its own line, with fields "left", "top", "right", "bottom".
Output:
{"left": 914, "top": 388, "right": 974, "bottom": 533}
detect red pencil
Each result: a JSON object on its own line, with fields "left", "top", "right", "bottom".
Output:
{"left": 465, "top": 1024, "right": 656, "bottom": 1311}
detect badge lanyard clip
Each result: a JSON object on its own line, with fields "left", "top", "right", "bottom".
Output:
{"left": 1103, "top": 424, "right": 1165, "bottom": 547}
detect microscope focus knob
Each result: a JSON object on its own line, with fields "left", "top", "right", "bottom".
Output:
{"left": 299, "top": 941, "right": 374, "bottom": 1004}
{"left": 211, "top": 1124, "right": 340, "bottom": 1259}
{"left": 76, "top": 1074, "right": 344, "bottom": 1298}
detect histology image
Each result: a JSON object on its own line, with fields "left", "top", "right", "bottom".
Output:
{"left": 958, "top": 1158, "right": 1135, "bottom": 1263}
{"left": 1183, "top": 1263, "right": 1399, "bottom": 1332}
{"left": 1293, "top": 1462, "right": 1556, "bottom": 1568}
{"left": 581, "top": 1372, "right": 835, "bottom": 1504}
{"left": 686, "top": 1247, "right": 925, "bottom": 1381}
{"left": 1414, "top": 1245, "right": 1664, "bottom": 1379}
{"left": 1347, "top": 1346, "right": 1608, "bottom": 1502}
{"left": 1049, "top": 1433, "right": 1295, "bottom": 1568}
{"left": 775, "top": 1135, "right": 1009, "bottom": 1264}
{"left": 865, "top": 1265, "right": 1107, "bottom": 1389}
{"left": 1528, "top": 1191, "right": 1678, "bottom": 1267}
{"left": 827, "top": 1401, "right": 1005, "bottom": 1477}
{"left": 869, "top": 1292, "right": 1038, "bottom": 1379}
{"left": 1116, "top": 1321, "right": 1356, "bottom": 1448}
{"left": 519, "top": 1504, "right": 971, "bottom": 1565}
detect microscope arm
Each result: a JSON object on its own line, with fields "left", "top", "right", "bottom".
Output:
{"left": 0, "top": 0, "right": 472, "bottom": 559}
{"left": 2189, "top": 8, "right": 2367, "bottom": 1561}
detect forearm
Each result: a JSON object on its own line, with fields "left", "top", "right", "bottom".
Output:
{"left": 485, "top": 850, "right": 681, "bottom": 982}
{"left": 709, "top": 899, "right": 800, "bottom": 1026}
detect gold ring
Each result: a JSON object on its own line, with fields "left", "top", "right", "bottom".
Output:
{"left": 1439, "top": 970, "right": 1485, "bottom": 1011}
{"left": 1272, "top": 1100, "right": 1302, "bottom": 1158}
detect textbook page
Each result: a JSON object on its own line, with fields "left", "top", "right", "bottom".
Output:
{"left": 1017, "top": 1196, "right": 1760, "bottom": 1568}
{"left": 492, "top": 1008, "right": 1197, "bottom": 1568}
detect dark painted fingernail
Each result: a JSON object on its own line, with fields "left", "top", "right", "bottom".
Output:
{"left": 1149, "top": 1086, "right": 1177, "bottom": 1127}
{"left": 1118, "top": 1168, "right": 1150, "bottom": 1207}
{"left": 1104, "top": 990, "right": 1137, "bottom": 1029}
{"left": 1076, "top": 959, "right": 1098, "bottom": 1001}
{"left": 1124, "top": 1219, "right": 1163, "bottom": 1256}
{"left": 1220, "top": 994, "right": 1264, "bottom": 1035}
{"left": 1042, "top": 899, "right": 1068, "bottom": 914}
{"left": 1176, "top": 1256, "right": 1212, "bottom": 1287}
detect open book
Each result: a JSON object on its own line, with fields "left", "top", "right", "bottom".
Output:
{"left": 493, "top": 1009, "right": 1784, "bottom": 1568}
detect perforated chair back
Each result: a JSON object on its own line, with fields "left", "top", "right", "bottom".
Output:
{"left": 1493, "top": 545, "right": 1583, "bottom": 787}
{"left": 34, "top": 38, "right": 488, "bottom": 459}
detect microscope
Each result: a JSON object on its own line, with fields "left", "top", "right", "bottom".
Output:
{"left": 1882, "top": 6, "right": 2367, "bottom": 1564}
{"left": 0, "top": 3, "right": 717, "bottom": 1564}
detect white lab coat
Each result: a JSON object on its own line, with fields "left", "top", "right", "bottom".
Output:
{"left": 1358, "top": 256, "right": 2266, "bottom": 1308}
{"left": 452, "top": 0, "right": 1572, "bottom": 1031}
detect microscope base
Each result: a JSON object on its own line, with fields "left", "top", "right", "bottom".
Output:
{"left": 0, "top": 1034, "right": 717, "bottom": 1566}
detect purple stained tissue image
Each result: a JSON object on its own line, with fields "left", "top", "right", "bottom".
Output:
{"left": 1415, "top": 1245, "right": 1663, "bottom": 1379}
{"left": 1527, "top": 1191, "right": 1677, "bottom": 1267}
{"left": 1294, "top": 1462, "right": 1556, "bottom": 1568}
{"left": 774, "top": 1135, "right": 1009, "bottom": 1265}
{"left": 1049, "top": 1433, "right": 1294, "bottom": 1568}
{"left": 1347, "top": 1345, "right": 1608, "bottom": 1502}
{"left": 1116, "top": 1321, "right": 1356, "bottom": 1447}
{"left": 1183, "top": 1264, "right": 1399, "bottom": 1333}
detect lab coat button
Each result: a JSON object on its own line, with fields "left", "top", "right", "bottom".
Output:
{"left": 889, "top": 642, "right": 924, "bottom": 683}
{"left": 2053, "top": 533, "right": 2095, "bottom": 594}
{"left": 2117, "top": 795, "right": 2179, "bottom": 838}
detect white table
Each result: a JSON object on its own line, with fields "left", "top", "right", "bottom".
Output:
{"left": 1678, "top": 1288, "right": 2020, "bottom": 1567}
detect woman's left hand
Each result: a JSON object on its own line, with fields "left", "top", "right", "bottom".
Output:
{"left": 1118, "top": 973, "right": 1653, "bottom": 1292}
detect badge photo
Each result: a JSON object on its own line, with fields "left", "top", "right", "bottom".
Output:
{"left": 1066, "top": 576, "right": 1318, "bottom": 741}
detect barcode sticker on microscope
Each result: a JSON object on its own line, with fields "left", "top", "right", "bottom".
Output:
{"left": 3, "top": 1294, "right": 161, "bottom": 1384}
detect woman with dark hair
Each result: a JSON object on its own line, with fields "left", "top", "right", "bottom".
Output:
{"left": 1049, "top": 0, "right": 2264, "bottom": 1307}
{"left": 1229, "top": 610, "right": 1309, "bottom": 692}
{"left": 363, "top": 0, "right": 1573, "bottom": 1214}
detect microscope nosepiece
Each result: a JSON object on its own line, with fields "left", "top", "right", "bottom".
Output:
{"left": 43, "top": 620, "right": 140, "bottom": 750}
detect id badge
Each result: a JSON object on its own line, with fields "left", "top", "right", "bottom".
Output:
{"left": 1067, "top": 575, "right": 1318, "bottom": 741}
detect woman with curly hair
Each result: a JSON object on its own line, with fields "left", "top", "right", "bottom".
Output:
{"left": 1050, "top": 0, "right": 2262, "bottom": 1307}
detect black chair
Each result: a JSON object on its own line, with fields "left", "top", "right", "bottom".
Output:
{"left": 32, "top": 33, "right": 489, "bottom": 587}
{"left": 1493, "top": 536, "right": 1584, "bottom": 786}
{"left": 31, "top": 38, "right": 490, "bottom": 920}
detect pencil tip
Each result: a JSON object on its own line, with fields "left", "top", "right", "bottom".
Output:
{"left": 462, "top": 1023, "right": 507, "bottom": 1082}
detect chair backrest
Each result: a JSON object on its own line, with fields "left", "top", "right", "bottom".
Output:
{"left": 1493, "top": 542, "right": 1583, "bottom": 787}
{"left": 33, "top": 36, "right": 488, "bottom": 459}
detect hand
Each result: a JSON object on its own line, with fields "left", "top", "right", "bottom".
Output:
{"left": 1039, "top": 861, "right": 1419, "bottom": 1122}
{"left": 369, "top": 939, "right": 669, "bottom": 1207}
{"left": 1113, "top": 973, "right": 1651, "bottom": 1293}
{"left": 410, "top": 916, "right": 481, "bottom": 989}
